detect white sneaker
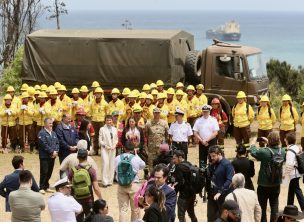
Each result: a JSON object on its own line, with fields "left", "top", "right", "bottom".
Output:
{"left": 39, "top": 190, "right": 46, "bottom": 194}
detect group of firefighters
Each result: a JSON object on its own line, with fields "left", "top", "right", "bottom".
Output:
{"left": 0, "top": 79, "right": 302, "bottom": 155}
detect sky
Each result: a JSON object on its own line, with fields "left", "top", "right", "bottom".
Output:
{"left": 50, "top": 0, "right": 304, "bottom": 11}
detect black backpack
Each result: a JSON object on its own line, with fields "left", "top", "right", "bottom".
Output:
{"left": 288, "top": 149, "right": 304, "bottom": 174}
{"left": 266, "top": 148, "right": 284, "bottom": 182}
{"left": 182, "top": 162, "right": 205, "bottom": 195}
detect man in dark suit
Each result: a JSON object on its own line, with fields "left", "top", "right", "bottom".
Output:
{"left": 0, "top": 155, "right": 39, "bottom": 211}
{"left": 55, "top": 114, "right": 79, "bottom": 163}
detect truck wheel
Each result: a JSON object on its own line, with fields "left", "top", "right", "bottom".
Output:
{"left": 184, "top": 50, "right": 202, "bottom": 85}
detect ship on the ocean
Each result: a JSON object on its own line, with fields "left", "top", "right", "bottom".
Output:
{"left": 206, "top": 20, "right": 241, "bottom": 41}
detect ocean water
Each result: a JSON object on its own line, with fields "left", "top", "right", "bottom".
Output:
{"left": 38, "top": 10, "right": 304, "bottom": 67}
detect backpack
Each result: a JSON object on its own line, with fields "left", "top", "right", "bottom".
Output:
{"left": 72, "top": 165, "right": 92, "bottom": 199}
{"left": 117, "top": 154, "right": 136, "bottom": 186}
{"left": 182, "top": 162, "right": 205, "bottom": 195}
{"left": 258, "top": 106, "right": 272, "bottom": 118}
{"left": 266, "top": 148, "right": 284, "bottom": 182}
{"left": 288, "top": 149, "right": 304, "bottom": 174}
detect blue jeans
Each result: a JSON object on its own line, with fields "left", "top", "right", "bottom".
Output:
{"left": 287, "top": 177, "right": 304, "bottom": 211}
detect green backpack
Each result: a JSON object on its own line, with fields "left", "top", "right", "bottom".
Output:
{"left": 117, "top": 154, "right": 136, "bottom": 186}
{"left": 72, "top": 165, "right": 92, "bottom": 199}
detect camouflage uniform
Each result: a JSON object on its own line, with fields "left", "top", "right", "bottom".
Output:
{"left": 145, "top": 119, "right": 169, "bottom": 172}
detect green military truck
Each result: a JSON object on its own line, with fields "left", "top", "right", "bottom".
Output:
{"left": 21, "top": 29, "right": 268, "bottom": 116}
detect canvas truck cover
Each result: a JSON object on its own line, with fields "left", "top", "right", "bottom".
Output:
{"left": 22, "top": 29, "right": 194, "bottom": 90}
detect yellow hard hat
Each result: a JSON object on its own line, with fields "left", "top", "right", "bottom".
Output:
{"left": 71, "top": 88, "right": 80, "bottom": 94}
{"left": 157, "top": 93, "right": 167, "bottom": 100}
{"left": 236, "top": 91, "right": 246, "bottom": 99}
{"left": 133, "top": 104, "right": 143, "bottom": 113}
{"left": 260, "top": 95, "right": 270, "bottom": 102}
{"left": 40, "top": 84, "right": 48, "bottom": 91}
{"left": 156, "top": 80, "right": 164, "bottom": 87}
{"left": 150, "top": 83, "right": 157, "bottom": 89}
{"left": 21, "top": 83, "right": 29, "bottom": 91}
{"left": 166, "top": 87, "right": 175, "bottom": 95}
{"left": 122, "top": 88, "right": 131, "bottom": 96}
{"left": 139, "top": 92, "right": 147, "bottom": 99}
{"left": 176, "top": 82, "right": 184, "bottom": 88}
{"left": 94, "top": 87, "right": 104, "bottom": 94}
{"left": 6, "top": 86, "right": 15, "bottom": 92}
{"left": 58, "top": 85, "right": 67, "bottom": 91}
{"left": 151, "top": 89, "right": 158, "bottom": 96}
{"left": 133, "top": 89, "right": 140, "bottom": 97}
{"left": 34, "top": 90, "right": 40, "bottom": 95}
{"left": 79, "top": 85, "right": 89, "bottom": 92}
{"left": 38, "top": 92, "right": 48, "bottom": 98}
{"left": 196, "top": 84, "right": 204, "bottom": 90}
{"left": 49, "top": 89, "right": 58, "bottom": 95}
{"left": 46, "top": 85, "right": 55, "bottom": 93}
{"left": 282, "top": 94, "right": 292, "bottom": 101}
{"left": 27, "top": 86, "right": 35, "bottom": 96}
{"left": 4, "top": 94, "right": 12, "bottom": 100}
{"left": 20, "top": 92, "right": 30, "bottom": 99}
{"left": 146, "top": 94, "right": 153, "bottom": 100}
{"left": 111, "top": 88, "right": 120, "bottom": 94}
{"left": 34, "top": 85, "right": 41, "bottom": 90}
{"left": 91, "top": 81, "right": 100, "bottom": 88}
{"left": 175, "top": 89, "right": 184, "bottom": 96}
{"left": 54, "top": 82, "right": 61, "bottom": 89}
{"left": 128, "top": 91, "right": 138, "bottom": 98}
{"left": 142, "top": 84, "right": 151, "bottom": 91}
{"left": 186, "top": 85, "right": 195, "bottom": 91}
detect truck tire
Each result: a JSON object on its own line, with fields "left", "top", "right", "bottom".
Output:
{"left": 184, "top": 50, "right": 202, "bottom": 85}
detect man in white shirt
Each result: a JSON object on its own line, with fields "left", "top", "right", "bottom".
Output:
{"left": 48, "top": 177, "right": 82, "bottom": 222}
{"left": 193, "top": 104, "right": 219, "bottom": 167}
{"left": 169, "top": 108, "right": 193, "bottom": 160}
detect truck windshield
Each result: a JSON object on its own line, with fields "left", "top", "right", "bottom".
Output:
{"left": 247, "top": 53, "right": 267, "bottom": 80}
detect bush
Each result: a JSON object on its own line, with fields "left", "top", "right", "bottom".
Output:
{"left": 0, "top": 47, "right": 24, "bottom": 95}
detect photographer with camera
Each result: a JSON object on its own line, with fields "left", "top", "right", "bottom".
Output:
{"left": 172, "top": 150, "right": 198, "bottom": 222}
{"left": 207, "top": 145, "right": 234, "bottom": 222}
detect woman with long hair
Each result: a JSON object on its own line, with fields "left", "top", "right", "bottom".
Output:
{"left": 143, "top": 186, "right": 167, "bottom": 222}
{"left": 85, "top": 199, "right": 113, "bottom": 222}
{"left": 121, "top": 116, "right": 144, "bottom": 150}
{"left": 79, "top": 119, "right": 91, "bottom": 150}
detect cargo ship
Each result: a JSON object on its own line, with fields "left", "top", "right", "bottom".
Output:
{"left": 206, "top": 20, "right": 241, "bottom": 41}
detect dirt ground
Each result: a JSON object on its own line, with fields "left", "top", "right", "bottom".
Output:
{"left": 0, "top": 121, "right": 304, "bottom": 222}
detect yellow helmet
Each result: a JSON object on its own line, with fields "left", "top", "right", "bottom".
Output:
{"left": 122, "top": 88, "right": 131, "bottom": 96}
{"left": 166, "top": 87, "right": 175, "bottom": 95}
{"left": 146, "top": 94, "right": 153, "bottom": 100}
{"left": 186, "top": 85, "right": 195, "bottom": 91}
{"left": 4, "top": 94, "right": 12, "bottom": 100}
{"left": 34, "top": 90, "right": 40, "bottom": 95}
{"left": 150, "top": 83, "right": 157, "bottom": 89}
{"left": 94, "top": 87, "right": 104, "bottom": 94}
{"left": 151, "top": 89, "right": 158, "bottom": 96}
{"left": 20, "top": 92, "right": 30, "bottom": 99}
{"left": 196, "top": 84, "right": 204, "bottom": 90}
{"left": 176, "top": 82, "right": 184, "bottom": 88}
{"left": 156, "top": 80, "right": 164, "bottom": 87}
{"left": 38, "top": 92, "right": 48, "bottom": 98}
{"left": 6, "top": 86, "right": 15, "bottom": 92}
{"left": 133, "top": 104, "right": 143, "bottom": 113}
{"left": 260, "top": 95, "right": 270, "bottom": 102}
{"left": 58, "top": 85, "right": 67, "bottom": 91}
{"left": 40, "top": 84, "right": 48, "bottom": 91}
{"left": 49, "top": 89, "right": 58, "bottom": 95}
{"left": 142, "top": 84, "right": 151, "bottom": 91}
{"left": 282, "top": 94, "right": 292, "bottom": 101}
{"left": 71, "top": 88, "right": 80, "bottom": 94}
{"left": 46, "top": 85, "right": 55, "bottom": 93}
{"left": 157, "top": 93, "right": 167, "bottom": 100}
{"left": 27, "top": 86, "right": 35, "bottom": 97}
{"left": 175, "top": 89, "right": 184, "bottom": 96}
{"left": 79, "top": 85, "right": 89, "bottom": 92}
{"left": 21, "top": 83, "right": 29, "bottom": 91}
{"left": 54, "top": 82, "right": 61, "bottom": 89}
{"left": 139, "top": 92, "right": 147, "bottom": 99}
{"left": 111, "top": 88, "right": 120, "bottom": 94}
{"left": 91, "top": 81, "right": 100, "bottom": 88}
{"left": 236, "top": 91, "right": 246, "bottom": 99}
{"left": 34, "top": 85, "right": 41, "bottom": 90}
{"left": 128, "top": 91, "right": 138, "bottom": 98}
{"left": 133, "top": 89, "right": 140, "bottom": 97}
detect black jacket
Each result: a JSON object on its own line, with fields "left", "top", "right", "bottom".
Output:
{"left": 79, "top": 130, "right": 91, "bottom": 150}
{"left": 143, "top": 202, "right": 168, "bottom": 222}
{"left": 153, "top": 152, "right": 172, "bottom": 167}
{"left": 231, "top": 157, "right": 255, "bottom": 190}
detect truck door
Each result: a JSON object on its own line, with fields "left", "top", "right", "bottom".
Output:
{"left": 210, "top": 54, "right": 247, "bottom": 105}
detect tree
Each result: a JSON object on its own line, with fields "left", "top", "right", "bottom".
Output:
{"left": 45, "top": 0, "right": 67, "bottom": 30}
{"left": 0, "top": 0, "right": 43, "bottom": 68}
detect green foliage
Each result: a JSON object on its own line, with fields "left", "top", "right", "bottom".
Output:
{"left": 0, "top": 47, "right": 24, "bottom": 95}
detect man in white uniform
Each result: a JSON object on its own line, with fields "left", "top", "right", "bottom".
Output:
{"left": 48, "top": 177, "right": 82, "bottom": 222}
{"left": 169, "top": 108, "right": 193, "bottom": 160}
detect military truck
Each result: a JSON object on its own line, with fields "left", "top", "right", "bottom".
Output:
{"left": 21, "top": 29, "right": 268, "bottom": 116}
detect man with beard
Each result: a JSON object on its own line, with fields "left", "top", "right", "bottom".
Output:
{"left": 215, "top": 200, "right": 241, "bottom": 222}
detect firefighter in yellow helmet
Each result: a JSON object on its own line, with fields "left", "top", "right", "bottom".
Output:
{"left": 175, "top": 89, "right": 188, "bottom": 121}
{"left": 151, "top": 89, "right": 158, "bottom": 105}
{"left": 89, "top": 81, "right": 100, "bottom": 101}
{"left": 185, "top": 85, "right": 200, "bottom": 126}
{"left": 257, "top": 95, "right": 276, "bottom": 147}
{"left": 150, "top": 83, "right": 157, "bottom": 91}
{"left": 57, "top": 85, "right": 72, "bottom": 115}
{"left": 143, "top": 94, "right": 155, "bottom": 121}
{"left": 121, "top": 87, "right": 131, "bottom": 106}
{"left": 34, "top": 85, "right": 41, "bottom": 91}
{"left": 176, "top": 82, "right": 184, "bottom": 90}
{"left": 89, "top": 87, "right": 108, "bottom": 155}
{"left": 21, "top": 83, "right": 29, "bottom": 92}
{"left": 108, "top": 88, "right": 124, "bottom": 120}
{"left": 156, "top": 93, "right": 169, "bottom": 122}
{"left": 132, "top": 104, "right": 146, "bottom": 129}
{"left": 27, "top": 86, "right": 36, "bottom": 105}
{"left": 142, "top": 84, "right": 151, "bottom": 94}
{"left": 6, "top": 86, "right": 20, "bottom": 108}
{"left": 156, "top": 80, "right": 165, "bottom": 94}
{"left": 34, "top": 92, "right": 51, "bottom": 135}
{"left": 279, "top": 94, "right": 298, "bottom": 147}
{"left": 139, "top": 92, "right": 147, "bottom": 107}
{"left": 196, "top": 84, "right": 208, "bottom": 106}
{"left": 232, "top": 91, "right": 254, "bottom": 145}
{"left": 18, "top": 92, "right": 35, "bottom": 152}
{"left": 0, "top": 94, "right": 18, "bottom": 152}
{"left": 47, "top": 89, "right": 63, "bottom": 130}
{"left": 54, "top": 82, "right": 61, "bottom": 90}
{"left": 165, "top": 88, "right": 178, "bottom": 125}
{"left": 79, "top": 85, "right": 90, "bottom": 116}
{"left": 70, "top": 88, "right": 84, "bottom": 120}
{"left": 40, "top": 84, "right": 48, "bottom": 92}
{"left": 122, "top": 91, "right": 138, "bottom": 122}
